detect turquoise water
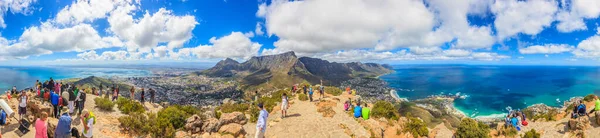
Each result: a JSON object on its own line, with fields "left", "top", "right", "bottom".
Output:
{"left": 0, "top": 66, "right": 152, "bottom": 92}
{"left": 380, "top": 65, "right": 600, "bottom": 118}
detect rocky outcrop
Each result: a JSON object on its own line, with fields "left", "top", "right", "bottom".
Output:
{"left": 596, "top": 112, "right": 600, "bottom": 125}
{"left": 219, "top": 112, "right": 247, "bottom": 125}
{"left": 185, "top": 115, "right": 203, "bottom": 134}
{"left": 218, "top": 123, "right": 245, "bottom": 137}
{"left": 568, "top": 116, "right": 591, "bottom": 131}
{"left": 202, "top": 118, "right": 221, "bottom": 133}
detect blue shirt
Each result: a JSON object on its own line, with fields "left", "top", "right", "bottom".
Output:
{"left": 309, "top": 88, "right": 313, "bottom": 95}
{"left": 511, "top": 117, "right": 518, "bottom": 127}
{"left": 256, "top": 109, "right": 268, "bottom": 132}
{"left": 51, "top": 92, "right": 59, "bottom": 105}
{"left": 55, "top": 113, "right": 72, "bottom": 138}
{"left": 354, "top": 106, "right": 362, "bottom": 118}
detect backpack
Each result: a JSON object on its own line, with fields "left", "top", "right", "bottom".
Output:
{"left": 58, "top": 97, "right": 64, "bottom": 106}
{"left": 80, "top": 92, "right": 86, "bottom": 101}
{"left": 0, "top": 110, "right": 6, "bottom": 126}
{"left": 522, "top": 120, "right": 528, "bottom": 126}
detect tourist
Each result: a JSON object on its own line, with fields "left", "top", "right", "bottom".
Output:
{"left": 303, "top": 85, "right": 307, "bottom": 95}
{"left": 99, "top": 83, "right": 103, "bottom": 97}
{"left": 511, "top": 114, "right": 520, "bottom": 131}
{"left": 577, "top": 100, "right": 587, "bottom": 116}
{"left": 319, "top": 85, "right": 325, "bottom": 99}
{"left": 140, "top": 88, "right": 145, "bottom": 103}
{"left": 362, "top": 103, "right": 370, "bottom": 120}
{"left": 113, "top": 86, "right": 119, "bottom": 102}
{"left": 61, "top": 90, "right": 69, "bottom": 116}
{"left": 344, "top": 99, "right": 350, "bottom": 111}
{"left": 281, "top": 93, "right": 289, "bottom": 118}
{"left": 353, "top": 103, "right": 362, "bottom": 118}
{"left": 77, "top": 89, "right": 86, "bottom": 115}
{"left": 35, "top": 80, "right": 39, "bottom": 92}
{"left": 68, "top": 86, "right": 77, "bottom": 114}
{"left": 309, "top": 87, "right": 314, "bottom": 102}
{"left": 54, "top": 82, "right": 60, "bottom": 95}
{"left": 35, "top": 112, "right": 49, "bottom": 138}
{"left": 130, "top": 86, "right": 135, "bottom": 100}
{"left": 150, "top": 88, "right": 155, "bottom": 103}
{"left": 588, "top": 95, "right": 600, "bottom": 117}
{"left": 80, "top": 110, "right": 95, "bottom": 138}
{"left": 346, "top": 87, "right": 351, "bottom": 94}
{"left": 12, "top": 85, "right": 17, "bottom": 94}
{"left": 49, "top": 78, "right": 55, "bottom": 92}
{"left": 256, "top": 103, "right": 268, "bottom": 138}
{"left": 254, "top": 91, "right": 259, "bottom": 102}
{"left": 18, "top": 91, "right": 28, "bottom": 120}
{"left": 55, "top": 110, "right": 72, "bottom": 138}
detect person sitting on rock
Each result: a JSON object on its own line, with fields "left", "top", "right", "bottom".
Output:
{"left": 511, "top": 114, "right": 520, "bottom": 131}
{"left": 344, "top": 99, "right": 350, "bottom": 111}
{"left": 577, "top": 100, "right": 587, "bottom": 116}
{"left": 362, "top": 103, "right": 370, "bottom": 120}
{"left": 353, "top": 103, "right": 362, "bottom": 118}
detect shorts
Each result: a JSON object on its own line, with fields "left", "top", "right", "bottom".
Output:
{"left": 19, "top": 106, "right": 26, "bottom": 115}
{"left": 281, "top": 104, "right": 288, "bottom": 111}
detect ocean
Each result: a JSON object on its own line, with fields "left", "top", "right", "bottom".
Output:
{"left": 380, "top": 65, "right": 600, "bottom": 118}
{"left": 0, "top": 66, "right": 152, "bottom": 92}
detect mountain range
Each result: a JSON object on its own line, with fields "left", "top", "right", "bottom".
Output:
{"left": 201, "top": 51, "right": 393, "bottom": 89}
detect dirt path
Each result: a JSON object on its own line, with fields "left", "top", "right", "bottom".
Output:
{"left": 244, "top": 92, "right": 371, "bottom": 138}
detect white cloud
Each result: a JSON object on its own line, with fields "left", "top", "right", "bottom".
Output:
{"left": 55, "top": 0, "right": 134, "bottom": 25}
{"left": 573, "top": 35, "right": 600, "bottom": 58}
{"left": 311, "top": 49, "right": 509, "bottom": 63}
{"left": 556, "top": 0, "right": 600, "bottom": 32}
{"left": 259, "top": 0, "right": 437, "bottom": 53}
{"left": 491, "top": 0, "right": 558, "bottom": 39}
{"left": 186, "top": 32, "right": 261, "bottom": 59}
{"left": 0, "top": 0, "right": 38, "bottom": 28}
{"left": 0, "top": 23, "right": 116, "bottom": 59}
{"left": 108, "top": 7, "right": 197, "bottom": 52}
{"left": 255, "top": 22, "right": 264, "bottom": 36}
{"left": 519, "top": 44, "right": 574, "bottom": 54}
{"left": 76, "top": 50, "right": 128, "bottom": 60}
{"left": 410, "top": 46, "right": 441, "bottom": 55}
{"left": 153, "top": 46, "right": 169, "bottom": 58}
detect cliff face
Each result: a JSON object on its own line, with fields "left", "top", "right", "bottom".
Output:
{"left": 201, "top": 51, "right": 393, "bottom": 86}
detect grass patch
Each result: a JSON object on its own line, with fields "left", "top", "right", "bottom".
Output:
{"left": 371, "top": 100, "right": 399, "bottom": 120}
{"left": 403, "top": 114, "right": 429, "bottom": 138}
{"left": 118, "top": 105, "right": 199, "bottom": 138}
{"left": 584, "top": 94, "right": 597, "bottom": 102}
{"left": 454, "top": 118, "right": 490, "bottom": 138}
{"left": 324, "top": 86, "right": 342, "bottom": 96}
{"left": 116, "top": 97, "right": 145, "bottom": 114}
{"left": 298, "top": 93, "right": 308, "bottom": 101}
{"left": 523, "top": 129, "right": 541, "bottom": 138}
{"left": 523, "top": 108, "right": 559, "bottom": 121}
{"left": 256, "top": 89, "right": 286, "bottom": 112}
{"left": 497, "top": 126, "right": 518, "bottom": 137}
{"left": 94, "top": 97, "right": 115, "bottom": 111}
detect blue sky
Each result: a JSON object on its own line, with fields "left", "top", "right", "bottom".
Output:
{"left": 1, "top": 0, "right": 600, "bottom": 66}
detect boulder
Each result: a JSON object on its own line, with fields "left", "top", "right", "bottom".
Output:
{"left": 184, "top": 115, "right": 203, "bottom": 134}
{"left": 219, "top": 112, "right": 247, "bottom": 125}
{"left": 568, "top": 116, "right": 590, "bottom": 131}
{"left": 48, "top": 122, "right": 56, "bottom": 138}
{"left": 27, "top": 101, "right": 52, "bottom": 119}
{"left": 218, "top": 123, "right": 246, "bottom": 137}
{"left": 202, "top": 118, "right": 221, "bottom": 133}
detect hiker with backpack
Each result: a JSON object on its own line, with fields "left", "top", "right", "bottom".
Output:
{"left": 76, "top": 89, "right": 86, "bottom": 115}
{"left": 80, "top": 110, "right": 95, "bottom": 138}
{"left": 69, "top": 86, "right": 78, "bottom": 114}
{"left": 51, "top": 91, "right": 61, "bottom": 118}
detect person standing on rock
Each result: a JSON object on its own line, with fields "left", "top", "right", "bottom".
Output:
{"left": 319, "top": 85, "right": 325, "bottom": 99}
{"left": 140, "top": 88, "right": 146, "bottom": 103}
{"left": 55, "top": 110, "right": 72, "bottom": 138}
{"left": 308, "top": 87, "right": 313, "bottom": 102}
{"left": 99, "top": 83, "right": 103, "bottom": 97}
{"left": 150, "top": 88, "right": 155, "bottom": 103}
{"left": 77, "top": 89, "right": 86, "bottom": 115}
{"left": 281, "top": 93, "right": 289, "bottom": 118}
{"left": 51, "top": 91, "right": 60, "bottom": 118}
{"left": 130, "top": 86, "right": 135, "bottom": 101}
{"left": 256, "top": 103, "right": 268, "bottom": 138}
{"left": 254, "top": 91, "right": 259, "bottom": 103}
{"left": 18, "top": 91, "right": 28, "bottom": 120}
{"left": 35, "top": 112, "right": 49, "bottom": 138}
{"left": 113, "top": 86, "right": 119, "bottom": 102}
{"left": 68, "top": 86, "right": 77, "bottom": 114}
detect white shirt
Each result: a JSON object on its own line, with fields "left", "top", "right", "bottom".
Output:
{"left": 282, "top": 96, "right": 288, "bottom": 106}
{"left": 83, "top": 119, "right": 93, "bottom": 137}
{"left": 256, "top": 109, "right": 268, "bottom": 132}
{"left": 19, "top": 96, "right": 27, "bottom": 107}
